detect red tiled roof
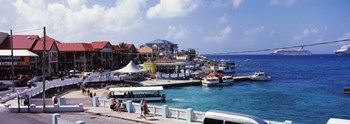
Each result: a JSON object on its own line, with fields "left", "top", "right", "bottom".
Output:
{"left": 32, "top": 36, "right": 57, "bottom": 51}
{"left": 57, "top": 42, "right": 95, "bottom": 52}
{"left": 126, "top": 43, "right": 135, "bottom": 49}
{"left": 112, "top": 45, "right": 120, "bottom": 52}
{"left": 0, "top": 35, "right": 38, "bottom": 50}
{"left": 138, "top": 45, "right": 153, "bottom": 53}
{"left": 91, "top": 41, "right": 109, "bottom": 50}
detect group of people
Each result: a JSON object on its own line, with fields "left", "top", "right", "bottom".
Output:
{"left": 82, "top": 88, "right": 96, "bottom": 98}
{"left": 110, "top": 99, "right": 125, "bottom": 112}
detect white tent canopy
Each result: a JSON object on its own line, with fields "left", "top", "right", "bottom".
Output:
{"left": 113, "top": 61, "right": 145, "bottom": 74}
{"left": 0, "top": 50, "right": 38, "bottom": 57}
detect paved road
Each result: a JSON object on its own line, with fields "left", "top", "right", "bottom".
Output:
{"left": 0, "top": 112, "right": 47, "bottom": 124}
{"left": 0, "top": 112, "right": 142, "bottom": 124}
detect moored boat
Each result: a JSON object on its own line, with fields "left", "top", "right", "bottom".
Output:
{"left": 202, "top": 72, "right": 234, "bottom": 87}
{"left": 250, "top": 71, "right": 271, "bottom": 81}
{"left": 217, "top": 60, "right": 236, "bottom": 74}
{"left": 107, "top": 86, "right": 166, "bottom": 102}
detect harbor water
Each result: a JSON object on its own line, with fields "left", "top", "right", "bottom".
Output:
{"left": 151, "top": 54, "right": 350, "bottom": 124}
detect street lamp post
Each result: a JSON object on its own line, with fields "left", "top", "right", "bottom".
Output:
{"left": 10, "top": 30, "right": 14, "bottom": 92}
{"left": 42, "top": 26, "right": 46, "bottom": 112}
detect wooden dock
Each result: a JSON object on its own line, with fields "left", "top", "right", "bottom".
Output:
{"left": 139, "top": 79, "right": 202, "bottom": 87}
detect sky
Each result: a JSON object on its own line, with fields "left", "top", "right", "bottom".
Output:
{"left": 1, "top": 0, "right": 350, "bottom": 54}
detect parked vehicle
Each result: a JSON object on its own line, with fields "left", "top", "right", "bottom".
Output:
{"left": 14, "top": 78, "right": 30, "bottom": 87}
{"left": 0, "top": 82, "right": 10, "bottom": 91}
{"left": 203, "top": 110, "right": 267, "bottom": 124}
{"left": 27, "top": 76, "right": 52, "bottom": 87}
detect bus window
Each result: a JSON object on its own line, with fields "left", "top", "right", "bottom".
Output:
{"left": 203, "top": 118, "right": 224, "bottom": 124}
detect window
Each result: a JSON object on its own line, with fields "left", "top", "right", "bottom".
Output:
{"left": 225, "top": 121, "right": 243, "bottom": 124}
{"left": 203, "top": 118, "right": 223, "bottom": 124}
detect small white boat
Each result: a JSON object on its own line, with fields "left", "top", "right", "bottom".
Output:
{"left": 217, "top": 60, "right": 236, "bottom": 74}
{"left": 250, "top": 71, "right": 271, "bottom": 81}
{"left": 202, "top": 72, "right": 234, "bottom": 87}
{"left": 335, "top": 45, "right": 350, "bottom": 55}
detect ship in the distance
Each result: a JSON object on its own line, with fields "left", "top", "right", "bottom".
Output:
{"left": 335, "top": 45, "right": 350, "bottom": 55}
{"left": 271, "top": 47, "right": 312, "bottom": 56}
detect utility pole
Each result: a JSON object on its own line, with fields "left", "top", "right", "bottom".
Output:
{"left": 42, "top": 26, "right": 46, "bottom": 112}
{"left": 10, "top": 29, "right": 15, "bottom": 92}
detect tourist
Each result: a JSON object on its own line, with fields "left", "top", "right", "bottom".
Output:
{"left": 117, "top": 99, "right": 124, "bottom": 112}
{"left": 110, "top": 98, "right": 117, "bottom": 111}
{"left": 52, "top": 94, "right": 58, "bottom": 105}
{"left": 87, "top": 89, "right": 90, "bottom": 94}
{"left": 93, "top": 92, "right": 97, "bottom": 97}
{"left": 140, "top": 99, "right": 144, "bottom": 118}
{"left": 142, "top": 99, "right": 149, "bottom": 115}
{"left": 89, "top": 92, "right": 93, "bottom": 98}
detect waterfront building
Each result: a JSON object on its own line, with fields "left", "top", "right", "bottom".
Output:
{"left": 145, "top": 39, "right": 178, "bottom": 59}
{"left": 138, "top": 45, "right": 159, "bottom": 60}
{"left": 142, "top": 59, "right": 156, "bottom": 76}
{"left": 56, "top": 42, "right": 96, "bottom": 72}
{"left": 91, "top": 41, "right": 114, "bottom": 69}
{"left": 32, "top": 36, "right": 59, "bottom": 75}
{"left": 0, "top": 34, "right": 40, "bottom": 77}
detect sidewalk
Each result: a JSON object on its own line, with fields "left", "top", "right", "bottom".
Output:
{"left": 85, "top": 106, "right": 201, "bottom": 124}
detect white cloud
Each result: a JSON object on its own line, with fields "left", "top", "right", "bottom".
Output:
{"left": 338, "top": 32, "right": 350, "bottom": 40}
{"left": 67, "top": 0, "right": 86, "bottom": 10}
{"left": 245, "top": 26, "right": 264, "bottom": 35}
{"left": 204, "top": 26, "right": 232, "bottom": 42}
{"left": 232, "top": 0, "right": 244, "bottom": 9}
{"left": 293, "top": 26, "right": 320, "bottom": 40}
{"left": 269, "top": 30, "right": 275, "bottom": 37}
{"left": 293, "top": 34, "right": 303, "bottom": 40}
{"left": 270, "top": 0, "right": 296, "bottom": 6}
{"left": 11, "top": 0, "right": 146, "bottom": 42}
{"left": 166, "top": 25, "right": 189, "bottom": 39}
{"left": 303, "top": 26, "right": 318, "bottom": 35}
{"left": 146, "top": 0, "right": 198, "bottom": 19}
{"left": 219, "top": 14, "right": 228, "bottom": 24}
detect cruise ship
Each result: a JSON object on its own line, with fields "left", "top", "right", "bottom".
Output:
{"left": 271, "top": 47, "right": 312, "bottom": 56}
{"left": 335, "top": 45, "right": 350, "bottom": 55}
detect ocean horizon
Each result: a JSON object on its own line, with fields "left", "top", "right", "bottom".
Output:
{"left": 151, "top": 54, "right": 350, "bottom": 124}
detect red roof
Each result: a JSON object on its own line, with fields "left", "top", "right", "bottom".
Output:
{"left": 91, "top": 41, "right": 110, "bottom": 50}
{"left": 57, "top": 42, "right": 95, "bottom": 52}
{"left": 0, "top": 35, "right": 38, "bottom": 50}
{"left": 32, "top": 36, "right": 57, "bottom": 51}
{"left": 126, "top": 43, "right": 135, "bottom": 49}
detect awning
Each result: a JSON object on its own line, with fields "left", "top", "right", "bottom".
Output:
{"left": 109, "top": 86, "right": 163, "bottom": 92}
{"left": 113, "top": 61, "right": 145, "bottom": 74}
{"left": 0, "top": 50, "right": 38, "bottom": 57}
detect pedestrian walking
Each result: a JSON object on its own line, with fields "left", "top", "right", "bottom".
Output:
{"left": 52, "top": 94, "right": 58, "bottom": 105}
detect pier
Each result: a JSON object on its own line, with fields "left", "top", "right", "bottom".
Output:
{"left": 138, "top": 79, "right": 202, "bottom": 87}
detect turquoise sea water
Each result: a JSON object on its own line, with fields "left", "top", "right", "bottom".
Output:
{"left": 151, "top": 54, "right": 350, "bottom": 124}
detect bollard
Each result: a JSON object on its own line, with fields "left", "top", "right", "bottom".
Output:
{"left": 284, "top": 120, "right": 293, "bottom": 124}
{"left": 186, "top": 108, "right": 193, "bottom": 122}
{"left": 162, "top": 105, "right": 168, "bottom": 118}
{"left": 59, "top": 97, "right": 65, "bottom": 105}
{"left": 126, "top": 100, "right": 133, "bottom": 113}
{"left": 76, "top": 120, "right": 85, "bottom": 124}
{"left": 52, "top": 113, "right": 60, "bottom": 124}
{"left": 92, "top": 97, "right": 99, "bottom": 107}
